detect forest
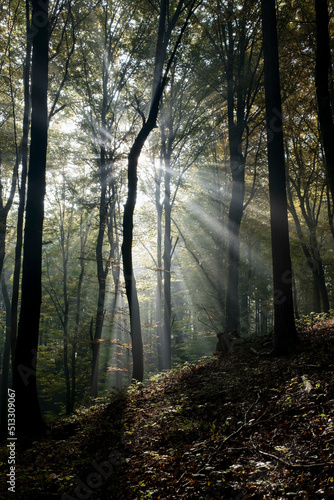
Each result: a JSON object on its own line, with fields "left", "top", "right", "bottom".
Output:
{"left": 0, "top": 0, "right": 334, "bottom": 497}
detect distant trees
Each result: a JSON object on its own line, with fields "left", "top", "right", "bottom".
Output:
{"left": 0, "top": 0, "right": 333, "bottom": 427}
{"left": 196, "top": 0, "right": 263, "bottom": 334}
{"left": 122, "top": 0, "right": 201, "bottom": 381}
{"left": 77, "top": 0, "right": 136, "bottom": 397}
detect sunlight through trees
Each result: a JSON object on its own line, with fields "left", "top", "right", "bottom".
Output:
{"left": 0, "top": 0, "right": 333, "bottom": 437}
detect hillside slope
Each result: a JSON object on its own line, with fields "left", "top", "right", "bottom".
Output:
{"left": 1, "top": 317, "right": 334, "bottom": 499}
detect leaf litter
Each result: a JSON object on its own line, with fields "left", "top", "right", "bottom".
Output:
{"left": 1, "top": 317, "right": 334, "bottom": 499}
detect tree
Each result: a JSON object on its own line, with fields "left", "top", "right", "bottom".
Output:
{"left": 76, "top": 0, "right": 143, "bottom": 396}
{"left": 285, "top": 116, "right": 330, "bottom": 314}
{"left": 13, "top": 0, "right": 49, "bottom": 436}
{"left": 157, "top": 59, "right": 209, "bottom": 370}
{"left": 261, "top": 0, "right": 298, "bottom": 354}
{"left": 198, "top": 0, "right": 263, "bottom": 334}
{"left": 10, "top": 0, "right": 32, "bottom": 361}
{"left": 315, "top": 0, "right": 334, "bottom": 208}
{"left": 122, "top": 0, "right": 200, "bottom": 382}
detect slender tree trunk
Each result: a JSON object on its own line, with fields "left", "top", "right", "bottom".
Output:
{"left": 10, "top": 0, "right": 32, "bottom": 361}
{"left": 225, "top": 148, "right": 245, "bottom": 334}
{"left": 261, "top": 0, "right": 298, "bottom": 354}
{"left": 60, "top": 200, "right": 71, "bottom": 414}
{"left": 13, "top": 0, "right": 49, "bottom": 437}
{"left": 287, "top": 182, "right": 329, "bottom": 314}
{"left": 310, "top": 240, "right": 329, "bottom": 313}
{"left": 91, "top": 145, "right": 109, "bottom": 397}
{"left": 292, "top": 277, "right": 299, "bottom": 320}
{"left": 315, "top": 0, "right": 334, "bottom": 207}
{"left": 121, "top": 0, "right": 198, "bottom": 381}
{"left": 224, "top": 12, "right": 247, "bottom": 335}
{"left": 155, "top": 162, "right": 164, "bottom": 371}
{"left": 163, "top": 152, "right": 172, "bottom": 370}
{"left": 122, "top": 128, "right": 152, "bottom": 382}
{"left": 70, "top": 214, "right": 88, "bottom": 413}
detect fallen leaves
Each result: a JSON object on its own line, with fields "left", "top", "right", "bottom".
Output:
{"left": 1, "top": 317, "right": 334, "bottom": 498}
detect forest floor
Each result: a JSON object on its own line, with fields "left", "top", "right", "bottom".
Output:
{"left": 1, "top": 318, "right": 334, "bottom": 499}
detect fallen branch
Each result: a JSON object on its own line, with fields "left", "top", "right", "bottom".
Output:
{"left": 257, "top": 449, "right": 334, "bottom": 469}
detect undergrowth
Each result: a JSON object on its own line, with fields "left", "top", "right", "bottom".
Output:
{"left": 1, "top": 317, "right": 334, "bottom": 499}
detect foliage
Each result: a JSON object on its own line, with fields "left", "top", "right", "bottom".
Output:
{"left": 0, "top": 0, "right": 333, "bottom": 421}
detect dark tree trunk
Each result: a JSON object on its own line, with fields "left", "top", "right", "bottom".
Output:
{"left": 287, "top": 180, "right": 329, "bottom": 314}
{"left": 309, "top": 233, "right": 329, "bottom": 313}
{"left": 225, "top": 147, "right": 245, "bottom": 334}
{"left": 10, "top": 0, "right": 32, "bottom": 359}
{"left": 12, "top": 0, "right": 49, "bottom": 437}
{"left": 315, "top": 0, "right": 334, "bottom": 207}
{"left": 261, "top": 0, "right": 298, "bottom": 354}
{"left": 121, "top": 0, "right": 197, "bottom": 381}
{"left": 312, "top": 273, "right": 321, "bottom": 313}
{"left": 91, "top": 145, "right": 109, "bottom": 397}
{"left": 122, "top": 127, "right": 153, "bottom": 382}
{"left": 224, "top": 11, "right": 247, "bottom": 335}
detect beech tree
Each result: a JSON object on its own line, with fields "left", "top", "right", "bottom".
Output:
{"left": 261, "top": 0, "right": 299, "bottom": 354}
{"left": 122, "top": 0, "right": 200, "bottom": 382}
{"left": 77, "top": 0, "right": 137, "bottom": 397}
{"left": 198, "top": 0, "right": 263, "bottom": 334}
{"left": 315, "top": 0, "right": 334, "bottom": 208}
{"left": 13, "top": 0, "right": 49, "bottom": 436}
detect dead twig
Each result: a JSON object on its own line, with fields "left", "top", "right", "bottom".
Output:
{"left": 257, "top": 449, "right": 334, "bottom": 469}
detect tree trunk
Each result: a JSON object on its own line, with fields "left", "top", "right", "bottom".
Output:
{"left": 225, "top": 149, "right": 245, "bottom": 334}
{"left": 309, "top": 233, "right": 329, "bottom": 313}
{"left": 10, "top": 0, "right": 32, "bottom": 360}
{"left": 121, "top": 0, "right": 198, "bottom": 381}
{"left": 12, "top": 0, "right": 49, "bottom": 437}
{"left": 91, "top": 145, "right": 109, "bottom": 397}
{"left": 162, "top": 152, "right": 172, "bottom": 370}
{"left": 261, "top": 0, "right": 298, "bottom": 354}
{"left": 70, "top": 214, "right": 88, "bottom": 413}
{"left": 155, "top": 162, "right": 164, "bottom": 371}
{"left": 122, "top": 128, "right": 152, "bottom": 382}
{"left": 60, "top": 201, "right": 71, "bottom": 414}
{"left": 315, "top": 0, "right": 334, "bottom": 207}
{"left": 224, "top": 11, "right": 247, "bottom": 335}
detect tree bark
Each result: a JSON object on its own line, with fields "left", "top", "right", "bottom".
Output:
{"left": 261, "top": 0, "right": 298, "bottom": 354}
{"left": 122, "top": 0, "right": 198, "bottom": 381}
{"left": 315, "top": 0, "right": 334, "bottom": 208}
{"left": 122, "top": 125, "right": 155, "bottom": 382}
{"left": 287, "top": 175, "right": 329, "bottom": 314}
{"left": 225, "top": 145, "right": 245, "bottom": 334}
{"left": 155, "top": 161, "right": 164, "bottom": 371}
{"left": 163, "top": 150, "right": 172, "bottom": 370}
{"left": 12, "top": 0, "right": 49, "bottom": 437}
{"left": 91, "top": 144, "right": 109, "bottom": 397}
{"left": 10, "top": 0, "right": 32, "bottom": 362}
